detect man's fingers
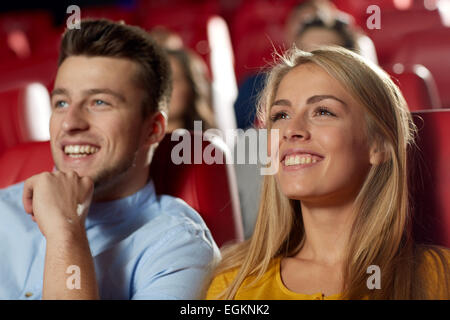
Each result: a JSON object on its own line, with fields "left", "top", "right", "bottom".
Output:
{"left": 81, "top": 176, "right": 94, "bottom": 196}
{"left": 22, "top": 177, "right": 35, "bottom": 214}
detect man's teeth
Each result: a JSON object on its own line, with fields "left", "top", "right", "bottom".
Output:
{"left": 284, "top": 154, "right": 319, "bottom": 166}
{"left": 64, "top": 145, "right": 99, "bottom": 157}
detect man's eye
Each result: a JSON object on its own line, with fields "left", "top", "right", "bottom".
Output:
{"left": 54, "top": 101, "right": 68, "bottom": 108}
{"left": 270, "top": 112, "right": 289, "bottom": 122}
{"left": 314, "top": 107, "right": 336, "bottom": 117}
{"left": 94, "top": 99, "right": 108, "bottom": 106}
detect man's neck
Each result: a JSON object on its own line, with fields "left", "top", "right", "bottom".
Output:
{"left": 93, "top": 166, "right": 150, "bottom": 202}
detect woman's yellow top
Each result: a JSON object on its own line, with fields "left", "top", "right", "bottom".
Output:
{"left": 206, "top": 249, "right": 450, "bottom": 300}
{"left": 206, "top": 257, "right": 340, "bottom": 300}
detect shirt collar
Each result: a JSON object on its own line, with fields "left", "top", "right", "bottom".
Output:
{"left": 85, "top": 180, "right": 157, "bottom": 228}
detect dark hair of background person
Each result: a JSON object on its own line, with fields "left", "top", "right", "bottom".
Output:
{"left": 165, "top": 48, "right": 216, "bottom": 131}
{"left": 295, "top": 16, "right": 358, "bottom": 52}
{"left": 58, "top": 18, "right": 172, "bottom": 117}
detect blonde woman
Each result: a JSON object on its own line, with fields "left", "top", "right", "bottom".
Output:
{"left": 206, "top": 47, "right": 450, "bottom": 300}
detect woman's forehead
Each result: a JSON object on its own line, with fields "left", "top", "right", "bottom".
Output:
{"left": 274, "top": 64, "right": 349, "bottom": 103}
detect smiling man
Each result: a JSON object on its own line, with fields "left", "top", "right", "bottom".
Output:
{"left": 0, "top": 19, "right": 220, "bottom": 300}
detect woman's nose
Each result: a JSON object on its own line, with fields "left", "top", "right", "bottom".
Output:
{"left": 282, "top": 114, "right": 310, "bottom": 141}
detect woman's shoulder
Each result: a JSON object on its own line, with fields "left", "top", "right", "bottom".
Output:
{"left": 420, "top": 246, "right": 450, "bottom": 268}
{"left": 205, "top": 266, "right": 240, "bottom": 299}
{"left": 417, "top": 245, "right": 450, "bottom": 299}
{"left": 205, "top": 257, "right": 281, "bottom": 300}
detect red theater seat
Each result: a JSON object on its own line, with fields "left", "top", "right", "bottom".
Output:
{"left": 230, "top": 0, "right": 297, "bottom": 82}
{"left": 137, "top": 0, "right": 219, "bottom": 68}
{"left": 385, "top": 63, "right": 441, "bottom": 111}
{"left": 366, "top": 8, "right": 443, "bottom": 65}
{"left": 0, "top": 57, "right": 57, "bottom": 93}
{"left": 0, "top": 10, "right": 54, "bottom": 43}
{"left": 0, "top": 133, "right": 244, "bottom": 247}
{"left": 334, "top": 0, "right": 431, "bottom": 27}
{"left": 0, "top": 141, "right": 53, "bottom": 185}
{"left": 0, "top": 10, "right": 59, "bottom": 60}
{"left": 0, "top": 82, "right": 52, "bottom": 156}
{"left": 334, "top": 0, "right": 396, "bottom": 25}
{"left": 0, "top": 86, "right": 29, "bottom": 155}
{"left": 82, "top": 6, "right": 137, "bottom": 24}
{"left": 392, "top": 27, "right": 450, "bottom": 108}
{"left": 410, "top": 109, "right": 450, "bottom": 248}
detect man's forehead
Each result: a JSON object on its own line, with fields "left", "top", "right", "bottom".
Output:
{"left": 56, "top": 55, "right": 139, "bottom": 82}
{"left": 54, "top": 56, "right": 140, "bottom": 95}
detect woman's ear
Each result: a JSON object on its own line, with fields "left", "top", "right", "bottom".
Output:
{"left": 369, "top": 140, "right": 389, "bottom": 165}
{"left": 144, "top": 110, "right": 167, "bottom": 147}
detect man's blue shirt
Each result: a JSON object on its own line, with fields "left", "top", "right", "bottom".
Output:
{"left": 0, "top": 180, "right": 220, "bottom": 299}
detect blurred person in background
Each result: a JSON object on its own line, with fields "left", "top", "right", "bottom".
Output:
{"left": 234, "top": 0, "right": 357, "bottom": 131}
{"left": 149, "top": 27, "right": 215, "bottom": 132}
{"left": 284, "top": 0, "right": 344, "bottom": 46}
{"left": 165, "top": 48, "right": 216, "bottom": 132}
{"left": 294, "top": 16, "right": 358, "bottom": 52}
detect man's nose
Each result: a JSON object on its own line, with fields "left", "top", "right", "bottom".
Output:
{"left": 61, "top": 105, "right": 89, "bottom": 133}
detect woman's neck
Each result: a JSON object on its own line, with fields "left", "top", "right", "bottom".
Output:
{"left": 295, "top": 199, "right": 357, "bottom": 267}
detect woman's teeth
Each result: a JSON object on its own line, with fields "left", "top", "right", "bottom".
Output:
{"left": 64, "top": 145, "right": 99, "bottom": 158}
{"left": 284, "top": 154, "right": 320, "bottom": 166}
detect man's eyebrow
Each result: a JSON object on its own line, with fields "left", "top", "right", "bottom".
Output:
{"left": 84, "top": 88, "right": 127, "bottom": 102}
{"left": 51, "top": 88, "right": 69, "bottom": 97}
{"left": 306, "top": 95, "right": 347, "bottom": 106}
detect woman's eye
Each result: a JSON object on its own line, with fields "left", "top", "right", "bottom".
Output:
{"left": 314, "top": 107, "right": 336, "bottom": 117}
{"left": 270, "top": 112, "right": 289, "bottom": 122}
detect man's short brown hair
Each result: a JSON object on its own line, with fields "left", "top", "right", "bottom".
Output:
{"left": 58, "top": 19, "right": 172, "bottom": 117}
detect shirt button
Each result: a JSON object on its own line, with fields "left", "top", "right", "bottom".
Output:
{"left": 25, "top": 292, "right": 33, "bottom": 298}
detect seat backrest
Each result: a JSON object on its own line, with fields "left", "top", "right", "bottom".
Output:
{"left": 334, "top": 0, "right": 398, "bottom": 27}
{"left": 0, "top": 132, "right": 244, "bottom": 247}
{"left": 230, "top": 0, "right": 297, "bottom": 82}
{"left": 0, "top": 87, "right": 28, "bottom": 155}
{"left": 392, "top": 27, "right": 450, "bottom": 108}
{"left": 0, "top": 10, "right": 57, "bottom": 59}
{"left": 81, "top": 5, "right": 137, "bottom": 25}
{"left": 386, "top": 63, "right": 442, "bottom": 111}
{"left": 150, "top": 131, "right": 244, "bottom": 247}
{"left": 409, "top": 109, "right": 450, "bottom": 248}
{"left": 0, "top": 82, "right": 52, "bottom": 155}
{"left": 0, "top": 141, "right": 54, "bottom": 186}
{"left": 366, "top": 8, "right": 443, "bottom": 65}
{"left": 136, "top": 0, "right": 218, "bottom": 70}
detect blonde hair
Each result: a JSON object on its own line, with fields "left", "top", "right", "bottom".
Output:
{"left": 210, "top": 46, "right": 449, "bottom": 299}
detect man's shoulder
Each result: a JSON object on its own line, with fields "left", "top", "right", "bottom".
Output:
{"left": 0, "top": 182, "right": 24, "bottom": 201}
{"left": 0, "top": 182, "right": 25, "bottom": 214}
{"left": 128, "top": 193, "right": 220, "bottom": 274}
{"left": 152, "top": 193, "right": 209, "bottom": 230}
{"left": 135, "top": 192, "right": 216, "bottom": 247}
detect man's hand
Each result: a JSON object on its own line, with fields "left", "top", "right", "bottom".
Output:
{"left": 22, "top": 171, "right": 93, "bottom": 240}
{"left": 22, "top": 171, "right": 99, "bottom": 299}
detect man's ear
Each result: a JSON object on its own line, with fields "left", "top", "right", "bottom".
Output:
{"left": 143, "top": 110, "right": 167, "bottom": 147}
{"left": 369, "top": 140, "right": 389, "bottom": 165}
